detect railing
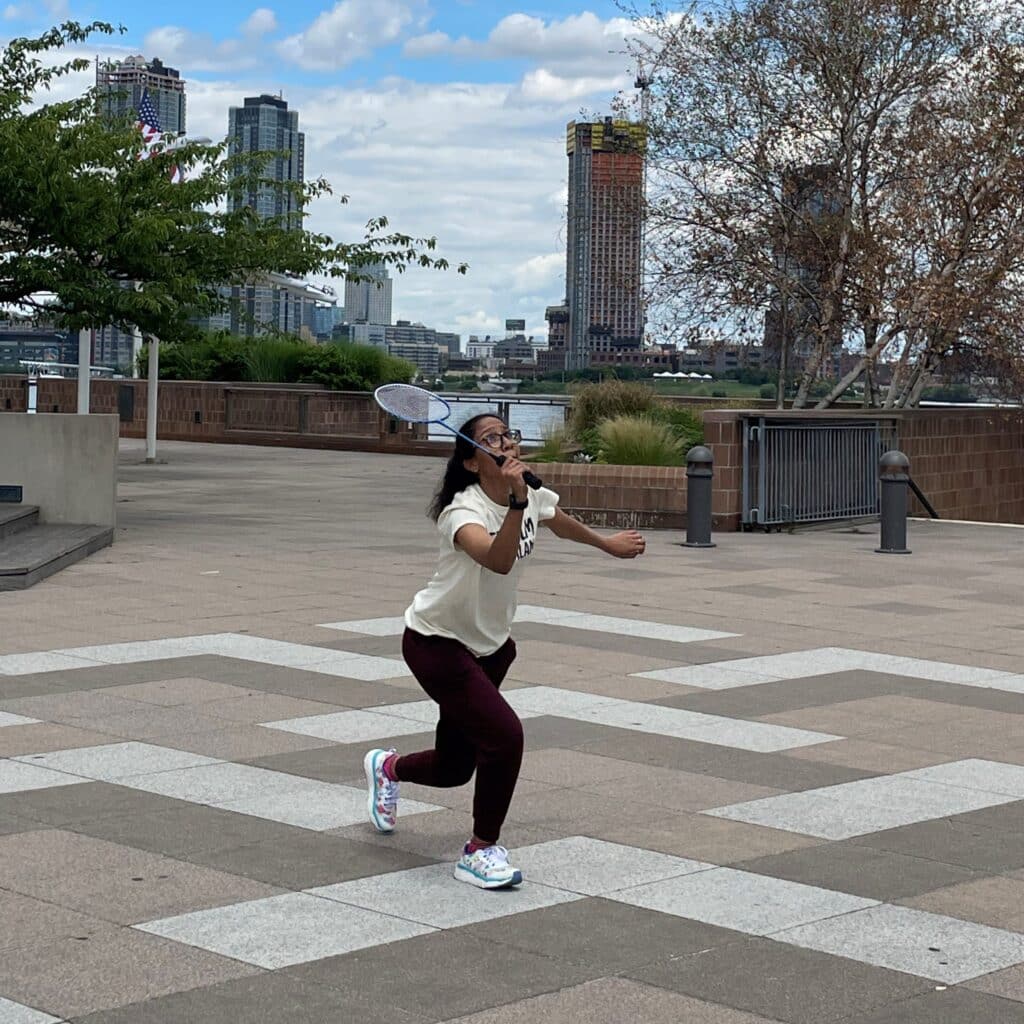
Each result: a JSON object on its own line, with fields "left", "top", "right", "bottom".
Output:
{"left": 742, "top": 417, "right": 898, "bottom": 527}
{"left": 430, "top": 394, "right": 570, "bottom": 445}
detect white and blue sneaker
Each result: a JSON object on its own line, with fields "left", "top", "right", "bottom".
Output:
{"left": 453, "top": 844, "right": 523, "bottom": 889}
{"left": 364, "top": 748, "right": 399, "bottom": 834}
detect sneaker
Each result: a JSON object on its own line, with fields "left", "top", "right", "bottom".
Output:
{"left": 453, "top": 844, "right": 523, "bottom": 889}
{"left": 364, "top": 748, "right": 399, "bottom": 834}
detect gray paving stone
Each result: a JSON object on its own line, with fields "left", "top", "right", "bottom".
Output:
{"left": 135, "top": 892, "right": 435, "bottom": 969}
{"left": 735, "top": 842, "right": 982, "bottom": 901}
{"left": 777, "top": 904, "right": 1024, "bottom": 983}
{"left": 858, "top": 818, "right": 1024, "bottom": 872}
{"left": 185, "top": 832, "right": 434, "bottom": 889}
{"left": 841, "top": 987, "right": 1024, "bottom": 1023}
{"left": 0, "top": 928, "right": 258, "bottom": 1020}
{"left": 0, "top": 890, "right": 110, "bottom": 952}
{"left": 464, "top": 897, "right": 744, "bottom": 973}
{"left": 69, "top": 802, "right": 319, "bottom": 858}
{"left": 628, "top": 936, "right": 931, "bottom": 1023}
{"left": 0, "top": 782, "right": 185, "bottom": 828}
{"left": 287, "top": 929, "right": 605, "bottom": 1021}
{"left": 437, "top": 977, "right": 780, "bottom": 1024}
{"left": 71, "top": 972, "right": 431, "bottom": 1024}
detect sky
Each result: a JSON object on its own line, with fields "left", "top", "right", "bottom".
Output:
{"left": 6, "top": 0, "right": 653, "bottom": 341}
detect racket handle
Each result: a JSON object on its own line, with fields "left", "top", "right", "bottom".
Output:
{"left": 492, "top": 454, "right": 543, "bottom": 490}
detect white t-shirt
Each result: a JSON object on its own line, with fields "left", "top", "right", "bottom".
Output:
{"left": 404, "top": 483, "right": 560, "bottom": 656}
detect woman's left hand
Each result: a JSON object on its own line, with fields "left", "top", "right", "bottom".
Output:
{"left": 605, "top": 530, "right": 646, "bottom": 559}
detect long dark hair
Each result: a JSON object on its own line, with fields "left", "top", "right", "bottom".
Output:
{"left": 427, "top": 413, "right": 497, "bottom": 521}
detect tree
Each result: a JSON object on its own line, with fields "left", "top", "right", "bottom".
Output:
{"left": 0, "top": 22, "right": 465, "bottom": 341}
{"left": 626, "top": 0, "right": 1024, "bottom": 407}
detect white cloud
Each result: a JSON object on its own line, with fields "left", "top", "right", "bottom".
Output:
{"left": 513, "top": 252, "right": 563, "bottom": 294}
{"left": 512, "top": 67, "right": 632, "bottom": 104}
{"left": 141, "top": 26, "right": 256, "bottom": 72}
{"left": 278, "top": 0, "right": 429, "bottom": 71}
{"left": 404, "top": 11, "right": 648, "bottom": 75}
{"left": 242, "top": 8, "right": 278, "bottom": 37}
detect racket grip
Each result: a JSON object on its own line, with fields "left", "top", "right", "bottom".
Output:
{"left": 492, "top": 454, "right": 543, "bottom": 490}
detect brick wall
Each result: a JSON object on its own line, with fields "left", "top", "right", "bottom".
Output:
{"left": 539, "top": 463, "right": 687, "bottom": 531}
{"left": 899, "top": 408, "right": 1024, "bottom": 523}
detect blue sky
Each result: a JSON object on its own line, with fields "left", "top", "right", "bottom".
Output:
{"left": 9, "top": 1, "right": 649, "bottom": 339}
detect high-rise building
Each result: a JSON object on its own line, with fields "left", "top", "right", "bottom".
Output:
{"left": 222, "top": 95, "right": 309, "bottom": 336}
{"left": 95, "top": 56, "right": 187, "bottom": 371}
{"left": 344, "top": 262, "right": 393, "bottom": 325}
{"left": 227, "top": 95, "right": 305, "bottom": 228}
{"left": 564, "top": 118, "right": 646, "bottom": 370}
{"left": 96, "top": 55, "right": 186, "bottom": 133}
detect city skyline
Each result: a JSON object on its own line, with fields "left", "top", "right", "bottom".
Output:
{"left": 10, "top": 2, "right": 647, "bottom": 342}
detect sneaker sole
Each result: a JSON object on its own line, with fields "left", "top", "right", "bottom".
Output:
{"left": 363, "top": 750, "right": 395, "bottom": 834}
{"left": 453, "top": 864, "right": 523, "bottom": 890}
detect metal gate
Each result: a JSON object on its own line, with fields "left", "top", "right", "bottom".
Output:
{"left": 742, "top": 418, "right": 895, "bottom": 527}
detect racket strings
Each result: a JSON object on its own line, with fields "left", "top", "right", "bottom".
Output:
{"left": 375, "top": 384, "right": 449, "bottom": 424}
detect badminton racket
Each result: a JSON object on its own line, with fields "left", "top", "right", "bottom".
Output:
{"left": 374, "top": 383, "right": 543, "bottom": 490}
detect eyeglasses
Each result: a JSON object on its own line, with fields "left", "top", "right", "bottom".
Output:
{"left": 478, "top": 429, "right": 522, "bottom": 449}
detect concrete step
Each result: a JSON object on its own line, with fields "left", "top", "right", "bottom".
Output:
{"left": 0, "top": 524, "right": 114, "bottom": 591}
{"left": 0, "top": 505, "right": 39, "bottom": 541}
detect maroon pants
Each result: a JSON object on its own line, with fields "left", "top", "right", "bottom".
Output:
{"left": 394, "top": 628, "right": 523, "bottom": 843}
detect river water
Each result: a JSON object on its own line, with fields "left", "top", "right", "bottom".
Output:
{"left": 428, "top": 394, "right": 570, "bottom": 445}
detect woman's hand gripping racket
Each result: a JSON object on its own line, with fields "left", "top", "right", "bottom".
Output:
{"left": 374, "top": 383, "right": 544, "bottom": 490}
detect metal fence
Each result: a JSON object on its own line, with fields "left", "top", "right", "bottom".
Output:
{"left": 742, "top": 418, "right": 897, "bottom": 527}
{"left": 430, "top": 395, "right": 570, "bottom": 445}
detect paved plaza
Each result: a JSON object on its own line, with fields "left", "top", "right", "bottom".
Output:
{"left": 2, "top": 439, "right": 1024, "bottom": 1022}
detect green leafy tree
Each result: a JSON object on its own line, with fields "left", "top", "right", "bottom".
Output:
{"left": 1, "top": 22, "right": 466, "bottom": 340}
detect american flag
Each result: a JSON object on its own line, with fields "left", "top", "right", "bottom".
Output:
{"left": 137, "top": 89, "right": 181, "bottom": 184}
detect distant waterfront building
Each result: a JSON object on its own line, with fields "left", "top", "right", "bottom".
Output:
{"left": 96, "top": 55, "right": 186, "bottom": 133}
{"left": 0, "top": 322, "right": 76, "bottom": 372}
{"left": 227, "top": 94, "right": 304, "bottom": 227}
{"left": 344, "top": 263, "right": 393, "bottom": 326}
{"left": 564, "top": 118, "right": 646, "bottom": 370}
{"left": 334, "top": 319, "right": 458, "bottom": 376}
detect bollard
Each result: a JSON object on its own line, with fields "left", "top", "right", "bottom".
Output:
{"left": 876, "top": 450, "right": 911, "bottom": 554}
{"left": 683, "top": 445, "right": 716, "bottom": 548}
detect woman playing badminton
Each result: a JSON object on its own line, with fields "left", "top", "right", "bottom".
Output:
{"left": 365, "top": 412, "right": 646, "bottom": 889}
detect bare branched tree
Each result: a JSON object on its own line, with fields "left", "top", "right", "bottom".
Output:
{"left": 625, "top": 0, "right": 1024, "bottom": 407}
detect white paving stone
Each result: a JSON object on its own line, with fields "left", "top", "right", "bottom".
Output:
{"left": 12, "top": 743, "right": 219, "bottom": 782}
{"left": 633, "top": 664, "right": 782, "bottom": 689}
{"left": 310, "top": 863, "right": 583, "bottom": 929}
{"left": 513, "top": 606, "right": 737, "bottom": 643}
{"left": 316, "top": 617, "right": 406, "bottom": 636}
{"left": 54, "top": 636, "right": 220, "bottom": 665}
{"left": 219, "top": 782, "right": 442, "bottom": 831}
{"left": 610, "top": 867, "right": 878, "bottom": 935}
{"left": 575, "top": 701, "right": 840, "bottom": 753}
{"left": 0, "top": 652, "right": 104, "bottom": 676}
{"left": 135, "top": 892, "right": 435, "bottom": 969}
{"left": 290, "top": 652, "right": 410, "bottom": 682}
{"left": 904, "top": 758, "right": 1024, "bottom": 797}
{"left": 503, "top": 686, "right": 621, "bottom": 718}
{"left": 777, "top": 904, "right": 1024, "bottom": 984}
{"left": 0, "top": 997, "right": 63, "bottom": 1024}
{"left": 126, "top": 762, "right": 311, "bottom": 805}
{"left": 0, "top": 760, "right": 87, "bottom": 795}
{"left": 632, "top": 646, "right": 1022, "bottom": 693}
{"left": 705, "top": 770, "right": 1018, "bottom": 840}
{"left": 511, "top": 836, "right": 714, "bottom": 896}
{"left": 261, "top": 709, "right": 436, "bottom": 744}
{"left": 0, "top": 713, "right": 40, "bottom": 728}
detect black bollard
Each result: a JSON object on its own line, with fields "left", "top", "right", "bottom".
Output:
{"left": 683, "top": 445, "right": 716, "bottom": 548}
{"left": 876, "top": 450, "right": 911, "bottom": 554}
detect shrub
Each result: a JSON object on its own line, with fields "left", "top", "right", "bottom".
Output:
{"left": 650, "top": 402, "right": 704, "bottom": 449}
{"left": 242, "top": 338, "right": 305, "bottom": 382}
{"left": 711, "top": 388, "right": 728, "bottom": 398}
{"left": 759, "top": 383, "right": 777, "bottom": 399}
{"left": 568, "top": 380, "right": 657, "bottom": 433}
{"left": 596, "top": 415, "right": 686, "bottom": 466}
{"left": 527, "top": 424, "right": 572, "bottom": 463}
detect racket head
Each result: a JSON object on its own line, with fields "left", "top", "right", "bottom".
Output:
{"left": 373, "top": 383, "right": 452, "bottom": 424}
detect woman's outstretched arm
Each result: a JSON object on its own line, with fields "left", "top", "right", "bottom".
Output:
{"left": 542, "top": 508, "right": 645, "bottom": 559}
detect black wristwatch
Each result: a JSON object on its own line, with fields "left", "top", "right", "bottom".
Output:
{"left": 508, "top": 494, "right": 529, "bottom": 511}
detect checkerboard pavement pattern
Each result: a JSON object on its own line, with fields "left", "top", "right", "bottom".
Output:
{"left": 2, "top": 440, "right": 1024, "bottom": 1022}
